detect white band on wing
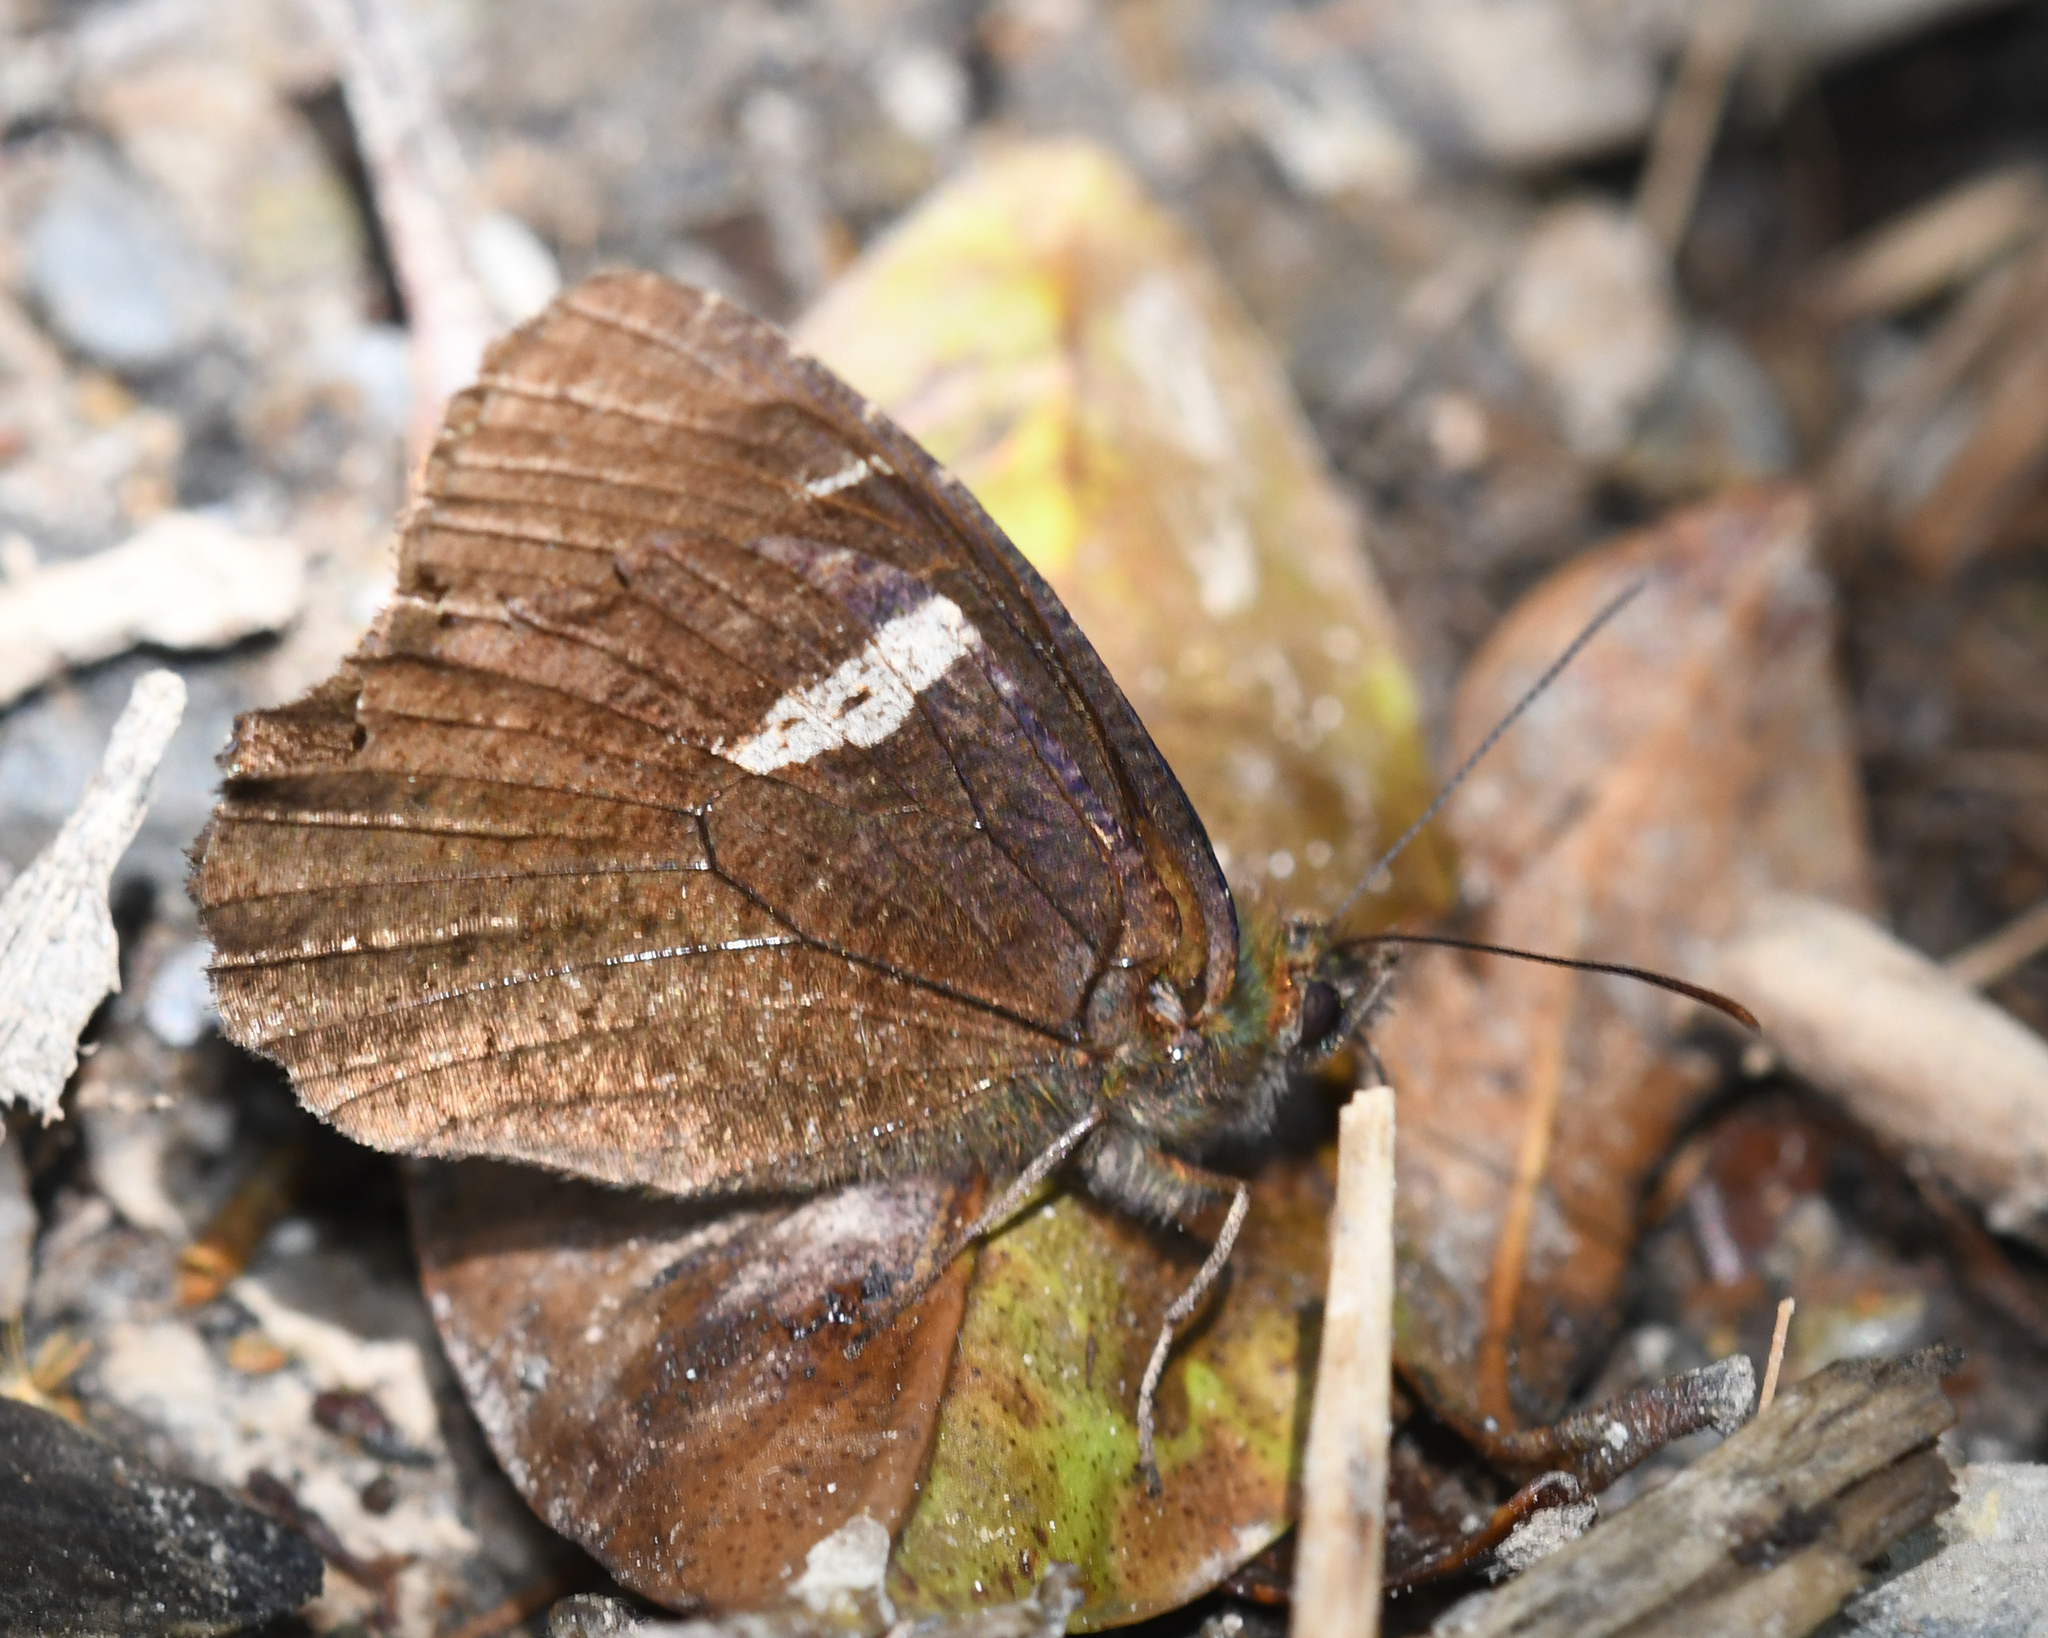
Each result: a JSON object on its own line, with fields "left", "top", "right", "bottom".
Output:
{"left": 719, "top": 594, "right": 982, "bottom": 774}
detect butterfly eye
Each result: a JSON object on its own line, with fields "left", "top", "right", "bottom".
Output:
{"left": 1293, "top": 979, "right": 1342, "bottom": 1059}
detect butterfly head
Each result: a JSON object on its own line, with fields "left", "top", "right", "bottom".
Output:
{"left": 1269, "top": 914, "right": 1395, "bottom": 1069}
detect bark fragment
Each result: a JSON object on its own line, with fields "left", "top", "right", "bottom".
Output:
{"left": 1430, "top": 1349, "right": 1961, "bottom": 1638}
{"left": 0, "top": 669, "right": 185, "bottom": 1124}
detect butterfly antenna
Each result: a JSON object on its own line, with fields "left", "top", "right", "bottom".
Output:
{"left": 1331, "top": 578, "right": 1647, "bottom": 927}
{"left": 1342, "top": 931, "right": 1760, "bottom": 1031}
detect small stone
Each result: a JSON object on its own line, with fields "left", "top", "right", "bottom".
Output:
{"left": 1843, "top": 1462, "right": 2048, "bottom": 1635}
{"left": 25, "top": 151, "right": 226, "bottom": 374}
{"left": 1498, "top": 198, "right": 1681, "bottom": 458}
{"left": 874, "top": 45, "right": 970, "bottom": 147}
{"left": 0, "top": 1395, "right": 321, "bottom": 1634}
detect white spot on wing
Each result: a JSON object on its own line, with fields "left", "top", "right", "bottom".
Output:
{"left": 719, "top": 594, "right": 981, "bottom": 774}
{"left": 803, "top": 454, "right": 891, "bottom": 498}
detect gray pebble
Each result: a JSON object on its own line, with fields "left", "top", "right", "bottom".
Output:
{"left": 26, "top": 150, "right": 225, "bottom": 374}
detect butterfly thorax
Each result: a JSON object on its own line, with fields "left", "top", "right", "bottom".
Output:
{"left": 1094, "top": 915, "right": 1353, "bottom": 1160}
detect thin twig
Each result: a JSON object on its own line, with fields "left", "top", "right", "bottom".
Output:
{"left": 1945, "top": 895, "right": 2048, "bottom": 991}
{"left": 1758, "top": 1297, "right": 1795, "bottom": 1413}
{"left": 1805, "top": 164, "right": 2048, "bottom": 326}
{"left": 437, "top": 1570, "right": 588, "bottom": 1638}
{"left": 1636, "top": 0, "right": 1759, "bottom": 255}
{"left": 1477, "top": 965, "right": 1572, "bottom": 1429}
{"left": 306, "top": 0, "right": 497, "bottom": 458}
{"left": 1336, "top": 246, "right": 1497, "bottom": 419}
{"left": 1292, "top": 1084, "right": 1396, "bottom": 1638}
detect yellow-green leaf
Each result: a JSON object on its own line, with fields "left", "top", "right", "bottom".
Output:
{"left": 798, "top": 139, "right": 1450, "bottom": 930}
{"left": 886, "top": 1154, "right": 1333, "bottom": 1629}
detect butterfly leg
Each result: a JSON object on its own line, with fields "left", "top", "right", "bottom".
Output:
{"left": 1136, "top": 1182, "right": 1249, "bottom": 1492}
{"left": 877, "top": 1109, "right": 1106, "bottom": 1330}
{"left": 945, "top": 1107, "right": 1105, "bottom": 1261}
{"left": 1080, "top": 1133, "right": 1252, "bottom": 1492}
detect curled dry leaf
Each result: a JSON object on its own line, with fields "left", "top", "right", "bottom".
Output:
{"left": 1431, "top": 1350, "right": 1960, "bottom": 1638}
{"left": 1378, "top": 488, "right": 1875, "bottom": 1434}
{"left": 410, "top": 1164, "right": 981, "bottom": 1613}
{"left": 797, "top": 138, "right": 1451, "bottom": 928}
{"left": 0, "top": 668, "right": 186, "bottom": 1123}
{"left": 1380, "top": 1358, "right": 1753, "bottom": 1592}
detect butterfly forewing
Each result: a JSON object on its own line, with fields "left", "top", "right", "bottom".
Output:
{"left": 194, "top": 273, "right": 1235, "bottom": 1197}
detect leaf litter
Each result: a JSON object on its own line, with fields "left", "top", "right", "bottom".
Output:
{"left": 4, "top": 2, "right": 2048, "bottom": 1636}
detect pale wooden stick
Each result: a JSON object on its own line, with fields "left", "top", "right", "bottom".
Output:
{"left": 1945, "top": 894, "right": 2048, "bottom": 991}
{"left": 0, "top": 671, "right": 185, "bottom": 1124}
{"left": 1758, "top": 1297, "right": 1795, "bottom": 1413}
{"left": 1636, "top": 0, "right": 1759, "bottom": 255}
{"left": 1292, "top": 1084, "right": 1396, "bottom": 1638}
{"left": 1712, "top": 893, "right": 2048, "bottom": 1251}
{"left": 306, "top": 0, "right": 497, "bottom": 458}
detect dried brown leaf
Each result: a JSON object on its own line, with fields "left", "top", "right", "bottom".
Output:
{"left": 410, "top": 1165, "right": 981, "bottom": 1613}
{"left": 1379, "top": 489, "right": 1874, "bottom": 1433}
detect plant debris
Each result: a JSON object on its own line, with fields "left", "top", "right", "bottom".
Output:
{"left": 0, "top": 669, "right": 184, "bottom": 1124}
{"left": 1293, "top": 1085, "right": 1396, "bottom": 1638}
{"left": 1430, "top": 1349, "right": 1963, "bottom": 1638}
{"left": 0, "top": 514, "right": 303, "bottom": 709}
{"left": 1378, "top": 489, "right": 1871, "bottom": 1436}
{"left": 411, "top": 1163, "right": 982, "bottom": 1614}
{"left": 1713, "top": 892, "right": 2048, "bottom": 1249}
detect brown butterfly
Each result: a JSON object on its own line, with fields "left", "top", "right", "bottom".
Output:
{"left": 191, "top": 272, "right": 1746, "bottom": 1482}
